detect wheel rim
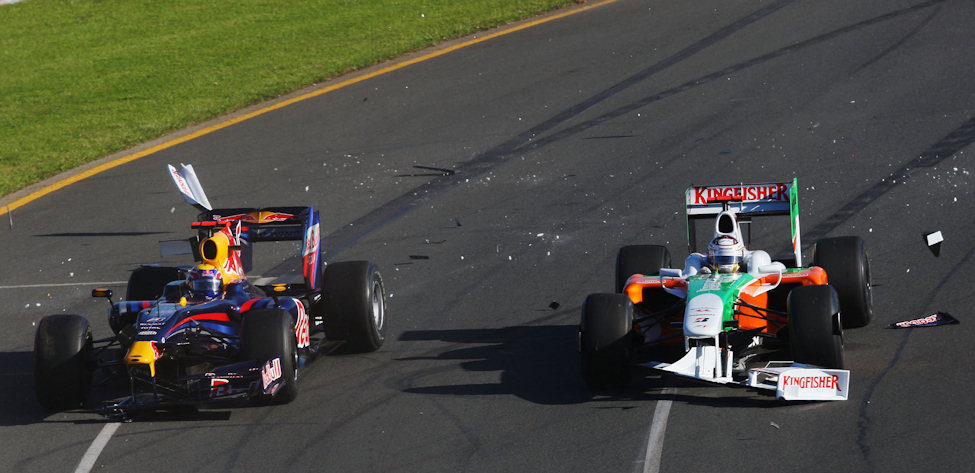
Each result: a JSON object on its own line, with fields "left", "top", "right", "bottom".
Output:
{"left": 371, "top": 280, "right": 384, "bottom": 332}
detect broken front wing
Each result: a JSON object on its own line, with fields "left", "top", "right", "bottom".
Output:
{"left": 642, "top": 352, "right": 849, "bottom": 401}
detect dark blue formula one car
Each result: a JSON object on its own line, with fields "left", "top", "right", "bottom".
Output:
{"left": 33, "top": 164, "right": 386, "bottom": 417}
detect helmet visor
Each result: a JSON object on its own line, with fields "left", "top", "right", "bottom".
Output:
{"left": 713, "top": 254, "right": 740, "bottom": 266}
{"left": 190, "top": 277, "right": 222, "bottom": 300}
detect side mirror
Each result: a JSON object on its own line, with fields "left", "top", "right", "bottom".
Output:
{"left": 92, "top": 288, "right": 115, "bottom": 306}
{"left": 659, "top": 268, "right": 683, "bottom": 278}
{"left": 758, "top": 262, "right": 786, "bottom": 274}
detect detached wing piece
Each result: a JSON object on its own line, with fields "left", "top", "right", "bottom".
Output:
{"left": 168, "top": 163, "right": 212, "bottom": 211}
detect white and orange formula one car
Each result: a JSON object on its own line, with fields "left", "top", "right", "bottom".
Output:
{"left": 579, "top": 179, "right": 871, "bottom": 401}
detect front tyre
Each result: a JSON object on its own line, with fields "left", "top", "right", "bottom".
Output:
{"left": 579, "top": 293, "right": 634, "bottom": 388}
{"left": 34, "top": 314, "right": 94, "bottom": 410}
{"left": 813, "top": 236, "right": 872, "bottom": 328}
{"left": 126, "top": 265, "right": 182, "bottom": 301}
{"left": 320, "top": 261, "right": 386, "bottom": 354}
{"left": 788, "top": 285, "right": 844, "bottom": 369}
{"left": 616, "top": 245, "right": 670, "bottom": 293}
{"left": 241, "top": 309, "right": 298, "bottom": 405}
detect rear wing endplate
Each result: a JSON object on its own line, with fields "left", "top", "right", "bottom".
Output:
{"left": 684, "top": 178, "right": 801, "bottom": 266}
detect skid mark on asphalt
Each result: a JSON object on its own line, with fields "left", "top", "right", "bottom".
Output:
{"left": 320, "top": 0, "right": 798, "bottom": 259}
{"left": 318, "top": 0, "right": 951, "bottom": 260}
{"left": 518, "top": 0, "right": 947, "bottom": 158}
{"left": 855, "top": 246, "right": 975, "bottom": 464}
{"left": 804, "top": 112, "right": 975, "bottom": 243}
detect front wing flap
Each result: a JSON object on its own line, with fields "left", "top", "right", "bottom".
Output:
{"left": 99, "top": 356, "right": 285, "bottom": 418}
{"left": 640, "top": 358, "right": 849, "bottom": 401}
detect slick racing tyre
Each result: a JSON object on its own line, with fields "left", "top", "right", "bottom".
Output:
{"left": 616, "top": 245, "right": 671, "bottom": 293}
{"left": 241, "top": 309, "right": 299, "bottom": 405}
{"left": 319, "top": 261, "right": 386, "bottom": 354}
{"left": 788, "top": 285, "right": 844, "bottom": 369}
{"left": 579, "top": 293, "right": 634, "bottom": 389}
{"left": 34, "top": 314, "right": 94, "bottom": 410}
{"left": 813, "top": 236, "right": 872, "bottom": 329}
{"left": 126, "top": 265, "right": 182, "bottom": 301}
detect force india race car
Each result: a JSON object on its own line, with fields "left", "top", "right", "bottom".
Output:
{"left": 579, "top": 179, "right": 872, "bottom": 401}
{"left": 33, "top": 164, "right": 386, "bottom": 416}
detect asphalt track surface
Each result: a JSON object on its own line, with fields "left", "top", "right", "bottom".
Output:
{"left": 2, "top": 0, "right": 974, "bottom": 471}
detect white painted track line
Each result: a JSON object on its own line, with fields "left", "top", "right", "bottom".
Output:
{"left": 74, "top": 422, "right": 121, "bottom": 473}
{"left": 642, "top": 393, "right": 674, "bottom": 473}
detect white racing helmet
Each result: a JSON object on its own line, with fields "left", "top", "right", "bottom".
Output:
{"left": 708, "top": 235, "right": 744, "bottom": 273}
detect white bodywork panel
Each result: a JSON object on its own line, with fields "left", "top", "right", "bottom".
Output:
{"left": 168, "top": 163, "right": 212, "bottom": 211}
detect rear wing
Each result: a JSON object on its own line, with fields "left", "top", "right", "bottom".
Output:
{"left": 166, "top": 163, "right": 323, "bottom": 291}
{"left": 195, "top": 207, "right": 323, "bottom": 291}
{"left": 684, "top": 178, "right": 801, "bottom": 266}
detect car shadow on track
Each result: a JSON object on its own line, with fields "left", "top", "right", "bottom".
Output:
{"left": 0, "top": 351, "right": 51, "bottom": 426}
{"left": 394, "top": 326, "right": 798, "bottom": 409}
{"left": 396, "top": 324, "right": 594, "bottom": 405}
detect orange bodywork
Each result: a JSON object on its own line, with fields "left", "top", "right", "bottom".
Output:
{"left": 623, "top": 266, "right": 829, "bottom": 337}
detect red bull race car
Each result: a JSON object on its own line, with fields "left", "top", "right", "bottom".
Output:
{"left": 33, "top": 164, "right": 386, "bottom": 417}
{"left": 579, "top": 179, "right": 872, "bottom": 401}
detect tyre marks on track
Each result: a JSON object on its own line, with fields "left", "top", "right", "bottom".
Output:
{"left": 322, "top": 0, "right": 798, "bottom": 259}
{"left": 804, "top": 113, "right": 975, "bottom": 243}
{"left": 855, "top": 246, "right": 975, "bottom": 464}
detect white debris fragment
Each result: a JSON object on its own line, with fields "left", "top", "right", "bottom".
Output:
{"left": 536, "top": 233, "right": 544, "bottom": 237}
{"left": 305, "top": 186, "right": 309, "bottom": 192}
{"left": 926, "top": 231, "right": 944, "bottom": 246}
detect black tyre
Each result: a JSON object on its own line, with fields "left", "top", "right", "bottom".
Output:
{"left": 616, "top": 245, "right": 671, "bottom": 293}
{"left": 126, "top": 266, "right": 182, "bottom": 301}
{"left": 319, "top": 261, "right": 386, "bottom": 354}
{"left": 787, "top": 285, "right": 844, "bottom": 369}
{"left": 579, "top": 293, "right": 634, "bottom": 388}
{"left": 34, "top": 314, "right": 94, "bottom": 410}
{"left": 813, "top": 236, "right": 872, "bottom": 328}
{"left": 241, "top": 309, "right": 298, "bottom": 404}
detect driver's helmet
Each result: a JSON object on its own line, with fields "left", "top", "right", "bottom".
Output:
{"left": 708, "top": 235, "right": 744, "bottom": 273}
{"left": 185, "top": 264, "right": 223, "bottom": 301}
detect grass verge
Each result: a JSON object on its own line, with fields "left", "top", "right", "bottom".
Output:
{"left": 0, "top": 0, "right": 579, "bottom": 198}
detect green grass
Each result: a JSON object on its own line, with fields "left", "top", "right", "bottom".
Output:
{"left": 0, "top": 0, "right": 579, "bottom": 199}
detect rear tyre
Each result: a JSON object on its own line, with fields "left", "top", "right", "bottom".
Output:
{"left": 126, "top": 266, "right": 182, "bottom": 301}
{"left": 34, "top": 314, "right": 94, "bottom": 410}
{"left": 813, "top": 236, "right": 872, "bottom": 328}
{"left": 788, "top": 285, "right": 844, "bottom": 369}
{"left": 580, "top": 293, "right": 634, "bottom": 388}
{"left": 241, "top": 309, "right": 298, "bottom": 405}
{"left": 616, "top": 245, "right": 671, "bottom": 293}
{"left": 320, "top": 261, "right": 386, "bottom": 354}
